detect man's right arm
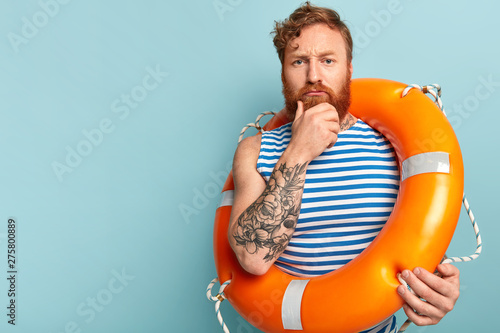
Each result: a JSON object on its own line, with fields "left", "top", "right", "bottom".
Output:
{"left": 228, "top": 134, "right": 310, "bottom": 275}
{"left": 228, "top": 101, "right": 341, "bottom": 275}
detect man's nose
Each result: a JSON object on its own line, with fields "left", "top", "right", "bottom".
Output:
{"left": 307, "top": 61, "right": 322, "bottom": 84}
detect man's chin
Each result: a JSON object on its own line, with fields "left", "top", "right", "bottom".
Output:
{"left": 285, "top": 96, "right": 336, "bottom": 121}
{"left": 301, "top": 95, "right": 331, "bottom": 111}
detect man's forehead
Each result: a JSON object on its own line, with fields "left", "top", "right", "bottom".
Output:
{"left": 285, "top": 24, "right": 346, "bottom": 57}
{"left": 287, "top": 48, "right": 338, "bottom": 57}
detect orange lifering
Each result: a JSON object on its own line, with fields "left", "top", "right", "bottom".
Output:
{"left": 213, "top": 78, "right": 464, "bottom": 333}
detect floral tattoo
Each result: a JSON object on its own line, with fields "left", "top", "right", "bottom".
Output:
{"left": 233, "top": 162, "right": 307, "bottom": 262}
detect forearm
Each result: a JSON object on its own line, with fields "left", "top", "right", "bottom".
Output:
{"left": 229, "top": 156, "right": 309, "bottom": 275}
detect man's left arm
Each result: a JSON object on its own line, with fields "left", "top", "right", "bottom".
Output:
{"left": 397, "top": 264, "right": 460, "bottom": 326}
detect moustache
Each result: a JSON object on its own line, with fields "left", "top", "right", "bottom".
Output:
{"left": 298, "top": 83, "right": 336, "bottom": 99}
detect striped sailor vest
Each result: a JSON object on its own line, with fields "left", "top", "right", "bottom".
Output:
{"left": 256, "top": 120, "right": 400, "bottom": 278}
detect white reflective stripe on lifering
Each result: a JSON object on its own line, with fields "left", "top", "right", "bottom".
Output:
{"left": 218, "top": 190, "right": 234, "bottom": 208}
{"left": 401, "top": 152, "right": 450, "bottom": 182}
{"left": 282, "top": 279, "right": 310, "bottom": 330}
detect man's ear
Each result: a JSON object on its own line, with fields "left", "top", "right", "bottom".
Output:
{"left": 348, "top": 62, "right": 353, "bottom": 77}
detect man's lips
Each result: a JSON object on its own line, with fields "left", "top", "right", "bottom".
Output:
{"left": 303, "top": 90, "right": 327, "bottom": 96}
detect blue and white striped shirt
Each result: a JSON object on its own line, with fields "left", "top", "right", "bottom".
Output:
{"left": 257, "top": 119, "right": 400, "bottom": 333}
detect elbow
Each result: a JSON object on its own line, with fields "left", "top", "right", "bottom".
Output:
{"left": 240, "top": 261, "right": 271, "bottom": 276}
{"left": 228, "top": 224, "right": 272, "bottom": 276}
{"left": 229, "top": 241, "right": 272, "bottom": 276}
{"left": 235, "top": 253, "right": 273, "bottom": 276}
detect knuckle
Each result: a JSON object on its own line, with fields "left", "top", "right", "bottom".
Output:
{"left": 450, "top": 287, "right": 460, "bottom": 301}
{"left": 310, "top": 113, "right": 321, "bottom": 123}
{"left": 332, "top": 123, "right": 340, "bottom": 133}
{"left": 412, "top": 317, "right": 426, "bottom": 326}
{"left": 442, "top": 301, "right": 454, "bottom": 313}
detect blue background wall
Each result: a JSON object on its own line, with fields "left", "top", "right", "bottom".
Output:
{"left": 0, "top": 0, "right": 497, "bottom": 332}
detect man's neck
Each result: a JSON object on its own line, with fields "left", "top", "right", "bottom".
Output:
{"left": 339, "top": 113, "right": 357, "bottom": 132}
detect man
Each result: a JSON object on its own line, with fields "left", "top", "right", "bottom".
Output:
{"left": 228, "top": 2, "right": 460, "bottom": 332}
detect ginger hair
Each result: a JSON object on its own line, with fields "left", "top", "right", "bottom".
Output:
{"left": 271, "top": 1, "right": 353, "bottom": 64}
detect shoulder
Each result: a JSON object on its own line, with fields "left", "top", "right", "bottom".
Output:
{"left": 234, "top": 122, "right": 292, "bottom": 166}
{"left": 236, "top": 135, "right": 261, "bottom": 156}
{"left": 233, "top": 135, "right": 262, "bottom": 169}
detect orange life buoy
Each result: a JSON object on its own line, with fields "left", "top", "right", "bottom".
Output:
{"left": 213, "top": 78, "right": 464, "bottom": 333}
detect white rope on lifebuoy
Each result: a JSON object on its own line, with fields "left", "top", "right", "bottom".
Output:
{"left": 206, "top": 278, "right": 221, "bottom": 302}
{"left": 441, "top": 194, "right": 482, "bottom": 264}
{"left": 206, "top": 278, "right": 232, "bottom": 333}
{"left": 402, "top": 83, "right": 445, "bottom": 115}
{"left": 238, "top": 111, "right": 276, "bottom": 143}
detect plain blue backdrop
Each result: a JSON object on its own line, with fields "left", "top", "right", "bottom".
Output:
{"left": 0, "top": 0, "right": 497, "bottom": 332}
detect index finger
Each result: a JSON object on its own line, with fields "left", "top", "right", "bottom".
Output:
{"left": 407, "top": 267, "right": 456, "bottom": 298}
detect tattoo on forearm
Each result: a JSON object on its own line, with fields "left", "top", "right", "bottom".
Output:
{"left": 233, "top": 162, "right": 308, "bottom": 262}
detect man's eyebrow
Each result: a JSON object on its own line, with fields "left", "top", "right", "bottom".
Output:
{"left": 288, "top": 50, "right": 338, "bottom": 58}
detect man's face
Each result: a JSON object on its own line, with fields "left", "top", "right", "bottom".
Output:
{"left": 281, "top": 23, "right": 353, "bottom": 121}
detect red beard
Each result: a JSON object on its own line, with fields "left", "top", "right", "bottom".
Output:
{"left": 282, "top": 74, "right": 351, "bottom": 121}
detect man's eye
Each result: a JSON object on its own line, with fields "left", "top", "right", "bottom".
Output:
{"left": 324, "top": 59, "right": 334, "bottom": 65}
{"left": 294, "top": 60, "right": 304, "bottom": 65}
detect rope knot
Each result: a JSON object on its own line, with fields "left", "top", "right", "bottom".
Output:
{"left": 216, "top": 293, "right": 226, "bottom": 302}
{"left": 402, "top": 83, "right": 444, "bottom": 114}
